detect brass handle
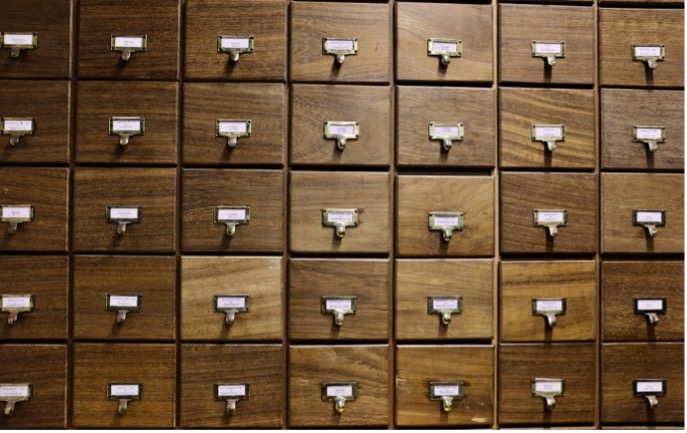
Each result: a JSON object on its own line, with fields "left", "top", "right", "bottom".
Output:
{"left": 333, "top": 395, "right": 346, "bottom": 413}
{"left": 3, "top": 401, "right": 16, "bottom": 416}
{"left": 645, "top": 312, "right": 659, "bottom": 326}
{"left": 225, "top": 399, "right": 238, "bottom": 415}
{"left": 7, "top": 312, "right": 19, "bottom": 326}
{"left": 645, "top": 395, "right": 659, "bottom": 410}
{"left": 117, "top": 399, "right": 130, "bottom": 415}
{"left": 440, "top": 396, "right": 453, "bottom": 412}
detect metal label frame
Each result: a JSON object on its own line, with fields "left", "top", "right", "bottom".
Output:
{"left": 0, "top": 294, "right": 35, "bottom": 314}
{"left": 320, "top": 382, "right": 358, "bottom": 401}
{"left": 322, "top": 208, "right": 359, "bottom": 237}
{"left": 217, "top": 35, "right": 254, "bottom": 54}
{"left": 633, "top": 209, "right": 666, "bottom": 228}
{"left": 110, "top": 35, "right": 148, "bottom": 54}
{"left": 632, "top": 44, "right": 665, "bottom": 63}
{"left": 428, "top": 382, "right": 465, "bottom": 400}
{"left": 0, "top": 384, "right": 33, "bottom": 403}
{"left": 531, "top": 378, "right": 565, "bottom": 397}
{"left": 213, "top": 383, "right": 250, "bottom": 401}
{"left": 1, "top": 117, "right": 36, "bottom": 137}
{"left": 1, "top": 32, "right": 38, "bottom": 51}
{"left": 322, "top": 38, "right": 358, "bottom": 56}
{"left": 633, "top": 379, "right": 667, "bottom": 397}
{"left": 427, "top": 38, "right": 463, "bottom": 59}
{"left": 109, "top": 116, "right": 145, "bottom": 137}
{"left": 107, "top": 383, "right": 143, "bottom": 401}
{"left": 106, "top": 205, "right": 142, "bottom": 225}
{"left": 429, "top": 122, "right": 464, "bottom": 146}
{"left": 531, "top": 124, "right": 565, "bottom": 142}
{"left": 106, "top": 293, "right": 142, "bottom": 313}
{"left": 634, "top": 298, "right": 667, "bottom": 315}
{"left": 213, "top": 295, "right": 250, "bottom": 314}
{"left": 321, "top": 296, "right": 358, "bottom": 316}
{"left": 427, "top": 296, "right": 463, "bottom": 315}
{"left": 0, "top": 205, "right": 34, "bottom": 224}
{"left": 428, "top": 212, "right": 464, "bottom": 231}
{"left": 531, "top": 40, "right": 566, "bottom": 61}
{"left": 214, "top": 206, "right": 251, "bottom": 226}
{"left": 533, "top": 209, "right": 568, "bottom": 228}
{"left": 215, "top": 119, "right": 251, "bottom": 140}
{"left": 632, "top": 126, "right": 666, "bottom": 144}
{"left": 323, "top": 121, "right": 360, "bottom": 151}
{"left": 532, "top": 298, "right": 566, "bottom": 316}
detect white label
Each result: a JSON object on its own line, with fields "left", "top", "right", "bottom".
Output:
{"left": 216, "top": 296, "right": 246, "bottom": 309}
{"left": 534, "top": 126, "right": 563, "bottom": 138}
{"left": 635, "top": 128, "right": 664, "bottom": 140}
{"left": 3, "top": 34, "right": 33, "bottom": 46}
{"left": 432, "top": 41, "right": 458, "bottom": 53}
{"left": 433, "top": 216, "right": 459, "bottom": 226}
{"left": 433, "top": 126, "right": 460, "bottom": 136}
{"left": 535, "top": 43, "right": 562, "bottom": 55}
{"left": 327, "top": 385, "right": 353, "bottom": 397}
{"left": 2, "top": 296, "right": 31, "bottom": 309}
{"left": 636, "top": 211, "right": 664, "bottom": 224}
{"left": 111, "top": 119, "right": 142, "bottom": 133}
{"left": 536, "top": 211, "right": 565, "bottom": 224}
{"left": 114, "top": 37, "right": 144, "bottom": 49}
{"left": 636, "top": 381, "right": 664, "bottom": 393}
{"left": 217, "top": 384, "right": 246, "bottom": 397}
{"left": 108, "top": 295, "right": 139, "bottom": 308}
{"left": 0, "top": 385, "right": 30, "bottom": 398}
{"left": 432, "top": 298, "right": 459, "bottom": 310}
{"left": 634, "top": 46, "right": 662, "bottom": 57}
{"left": 3, "top": 120, "right": 32, "bottom": 132}
{"left": 327, "top": 211, "right": 354, "bottom": 224}
{"left": 110, "top": 384, "right": 140, "bottom": 397}
{"left": 637, "top": 299, "right": 664, "bottom": 311}
{"left": 2, "top": 207, "right": 31, "bottom": 220}
{"left": 220, "top": 38, "right": 250, "bottom": 50}
{"left": 325, "top": 39, "right": 354, "bottom": 51}
{"left": 535, "top": 300, "right": 564, "bottom": 312}
{"left": 325, "top": 299, "right": 352, "bottom": 311}
{"left": 329, "top": 124, "right": 356, "bottom": 136}
{"left": 433, "top": 385, "right": 460, "bottom": 397}
{"left": 217, "top": 208, "right": 246, "bottom": 221}
{"left": 535, "top": 381, "right": 563, "bottom": 393}
{"left": 109, "top": 207, "right": 139, "bottom": 220}
{"left": 218, "top": 121, "right": 248, "bottom": 134}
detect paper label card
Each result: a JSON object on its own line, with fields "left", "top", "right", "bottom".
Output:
{"left": 0, "top": 384, "right": 31, "bottom": 399}
{"left": 635, "top": 380, "right": 664, "bottom": 394}
{"left": 432, "top": 298, "right": 459, "bottom": 310}
{"left": 324, "top": 39, "right": 355, "bottom": 51}
{"left": 634, "top": 127, "right": 665, "bottom": 141}
{"left": 221, "top": 38, "right": 251, "bottom": 50}
{"left": 534, "top": 43, "right": 563, "bottom": 55}
{"left": 635, "top": 211, "right": 665, "bottom": 224}
{"left": 111, "top": 119, "right": 142, "bottom": 133}
{"left": 1, "top": 296, "right": 32, "bottom": 310}
{"left": 1, "top": 206, "right": 32, "bottom": 220}
{"left": 326, "top": 299, "right": 352, "bottom": 311}
{"left": 108, "top": 383, "right": 141, "bottom": 399}
{"left": 3, "top": 34, "right": 35, "bottom": 46}
{"left": 218, "top": 122, "right": 248, "bottom": 134}
{"left": 327, "top": 385, "right": 353, "bottom": 397}
{"left": 215, "top": 296, "right": 247, "bottom": 310}
{"left": 327, "top": 211, "right": 354, "bottom": 224}
{"left": 634, "top": 46, "right": 663, "bottom": 58}
{"left": 108, "top": 207, "right": 140, "bottom": 221}
{"left": 217, "top": 208, "right": 247, "bottom": 221}
{"left": 216, "top": 384, "right": 248, "bottom": 397}
{"left": 535, "top": 299, "right": 564, "bottom": 312}
{"left": 534, "top": 380, "right": 563, "bottom": 394}
{"left": 3, "top": 119, "right": 34, "bottom": 133}
{"left": 114, "top": 37, "right": 144, "bottom": 49}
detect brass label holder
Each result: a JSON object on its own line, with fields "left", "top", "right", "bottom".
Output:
{"left": 322, "top": 208, "right": 359, "bottom": 239}
{"left": 1, "top": 32, "right": 37, "bottom": 58}
{"left": 531, "top": 378, "right": 564, "bottom": 411}
{"left": 321, "top": 382, "right": 358, "bottom": 414}
{"left": 633, "top": 379, "right": 666, "bottom": 411}
{"left": 0, "top": 294, "right": 34, "bottom": 326}
{"left": 531, "top": 40, "right": 565, "bottom": 66}
{"left": 322, "top": 38, "right": 358, "bottom": 64}
{"left": 214, "top": 383, "right": 250, "bottom": 415}
{"left": 214, "top": 206, "right": 250, "bottom": 237}
{"left": 632, "top": 126, "right": 665, "bottom": 153}
{"left": 531, "top": 124, "right": 565, "bottom": 152}
{"left": 110, "top": 35, "right": 147, "bottom": 61}
{"left": 633, "top": 209, "right": 665, "bottom": 238}
{"left": 0, "top": 383, "right": 32, "bottom": 416}
{"left": 533, "top": 209, "right": 567, "bottom": 238}
{"left": 532, "top": 298, "right": 566, "bottom": 328}
{"left": 0, "top": 117, "right": 35, "bottom": 146}
{"left": 427, "top": 38, "right": 462, "bottom": 66}
{"left": 215, "top": 119, "right": 251, "bottom": 148}
{"left": 217, "top": 35, "right": 254, "bottom": 62}
{"left": 323, "top": 121, "right": 359, "bottom": 151}
{"left": 109, "top": 117, "right": 145, "bottom": 146}
{"left": 634, "top": 298, "right": 666, "bottom": 327}
{"left": 321, "top": 296, "right": 357, "bottom": 327}
{"left": 428, "top": 211, "right": 464, "bottom": 242}
{"left": 429, "top": 122, "right": 464, "bottom": 151}
{"left": 106, "top": 293, "right": 142, "bottom": 325}
{"left": 427, "top": 296, "right": 463, "bottom": 326}
{"left": 106, "top": 206, "right": 142, "bottom": 236}
{"left": 429, "top": 382, "right": 464, "bottom": 413}
{"left": 632, "top": 44, "right": 665, "bottom": 69}
{"left": 213, "top": 295, "right": 250, "bottom": 326}
{"left": 107, "top": 383, "right": 142, "bottom": 415}
{"left": 0, "top": 204, "right": 34, "bottom": 235}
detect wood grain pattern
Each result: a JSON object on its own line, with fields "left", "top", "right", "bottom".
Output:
{"left": 289, "top": 345, "right": 391, "bottom": 427}
{"left": 0, "top": 345, "right": 67, "bottom": 428}
{"left": 601, "top": 173, "right": 684, "bottom": 254}
{"left": 76, "top": 81, "right": 178, "bottom": 165}
{"left": 0, "top": 167, "right": 68, "bottom": 252}
{"left": 600, "top": 9, "right": 684, "bottom": 87}
{"left": 184, "top": 0, "right": 286, "bottom": 81}
{"left": 288, "top": 259, "right": 390, "bottom": 340}
{"left": 290, "top": 2, "right": 391, "bottom": 83}
{"left": 396, "top": 259, "right": 494, "bottom": 340}
{"left": 290, "top": 172, "right": 391, "bottom": 254}
{"left": 397, "top": 86, "right": 496, "bottom": 168}
{"left": 397, "top": 176, "right": 495, "bottom": 257}
{"left": 498, "top": 344, "right": 596, "bottom": 425}
{"left": 601, "top": 89, "right": 684, "bottom": 170}
{"left": 73, "top": 168, "right": 176, "bottom": 252}
{"left": 500, "top": 88, "right": 595, "bottom": 169}
{"left": 396, "top": 3, "right": 493, "bottom": 82}
{"left": 602, "top": 261, "right": 684, "bottom": 342}
{"left": 73, "top": 256, "right": 176, "bottom": 341}
{"left": 396, "top": 345, "right": 494, "bottom": 427}
{"left": 183, "top": 83, "right": 286, "bottom": 165}
{"left": 291, "top": 84, "right": 392, "bottom": 166}
{"left": 601, "top": 0, "right": 682, "bottom": 4}
{"left": 499, "top": 5, "right": 594, "bottom": 85}
{"left": 180, "top": 256, "right": 283, "bottom": 341}
{"left": 602, "top": 343, "right": 684, "bottom": 424}
{"left": 180, "top": 344, "right": 284, "bottom": 428}
{"left": 182, "top": 169, "right": 284, "bottom": 252}
{"left": 500, "top": 261, "right": 597, "bottom": 342}
{"left": 501, "top": 172, "right": 597, "bottom": 254}
{"left": 73, "top": 343, "right": 175, "bottom": 428}
{"left": 78, "top": 0, "right": 179, "bottom": 80}
{"left": 0, "top": 256, "right": 68, "bottom": 340}
{"left": 0, "top": 0, "right": 71, "bottom": 79}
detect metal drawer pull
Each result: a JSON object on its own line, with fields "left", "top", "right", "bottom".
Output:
{"left": 321, "top": 296, "right": 357, "bottom": 327}
{"left": 633, "top": 209, "right": 665, "bottom": 238}
{"left": 108, "top": 383, "right": 142, "bottom": 415}
{"left": 532, "top": 298, "right": 566, "bottom": 328}
{"left": 1, "top": 117, "right": 35, "bottom": 146}
{"left": 633, "top": 126, "right": 665, "bottom": 153}
{"left": 427, "top": 296, "right": 462, "bottom": 326}
{"left": 632, "top": 44, "right": 665, "bottom": 70}
{"left": 322, "top": 208, "right": 358, "bottom": 238}
{"left": 0, "top": 294, "right": 34, "bottom": 326}
{"left": 0, "top": 383, "right": 32, "bottom": 416}
{"left": 110, "top": 35, "right": 147, "bottom": 61}
{"left": 1, "top": 32, "right": 37, "bottom": 58}
{"left": 214, "top": 383, "right": 250, "bottom": 415}
{"left": 321, "top": 382, "right": 357, "bottom": 414}
{"left": 427, "top": 38, "right": 462, "bottom": 67}
{"left": 106, "top": 206, "right": 141, "bottom": 236}
{"left": 429, "top": 212, "right": 464, "bottom": 242}
{"left": 429, "top": 382, "right": 464, "bottom": 412}
{"left": 0, "top": 205, "right": 34, "bottom": 234}
{"left": 531, "top": 124, "right": 565, "bottom": 152}
{"left": 532, "top": 378, "right": 564, "bottom": 410}
{"left": 634, "top": 379, "right": 665, "bottom": 411}
{"left": 217, "top": 35, "right": 254, "bottom": 62}
{"left": 324, "top": 121, "right": 359, "bottom": 151}
{"left": 533, "top": 209, "right": 567, "bottom": 238}
{"left": 109, "top": 117, "right": 145, "bottom": 146}
{"left": 634, "top": 298, "right": 666, "bottom": 326}
{"left": 214, "top": 206, "right": 250, "bottom": 237}
{"left": 106, "top": 294, "right": 142, "bottom": 324}
{"left": 216, "top": 119, "right": 251, "bottom": 148}
{"left": 213, "top": 295, "right": 249, "bottom": 326}
{"left": 429, "top": 122, "right": 464, "bottom": 152}
{"left": 322, "top": 37, "right": 357, "bottom": 64}
{"left": 531, "top": 40, "right": 565, "bottom": 66}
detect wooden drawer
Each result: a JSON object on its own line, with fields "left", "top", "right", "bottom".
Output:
{"left": 182, "top": 169, "right": 284, "bottom": 253}
{"left": 396, "top": 3, "right": 493, "bottom": 83}
{"left": 291, "top": 84, "right": 392, "bottom": 167}
{"left": 180, "top": 256, "right": 283, "bottom": 341}
{"left": 76, "top": 81, "right": 178, "bottom": 165}
{"left": 499, "top": 5, "right": 594, "bottom": 85}
{"left": 602, "top": 343, "right": 684, "bottom": 424}
{"left": 499, "top": 344, "right": 595, "bottom": 425}
{"left": 397, "top": 86, "right": 496, "bottom": 168}
{"left": 601, "top": 89, "right": 684, "bottom": 170}
{"left": 396, "top": 345, "right": 494, "bottom": 427}
{"left": 601, "top": 173, "right": 684, "bottom": 254}
{"left": 184, "top": 0, "right": 286, "bottom": 81}
{"left": 0, "top": 167, "right": 68, "bottom": 252}
{"left": 397, "top": 175, "right": 495, "bottom": 257}
{"left": 0, "top": 80, "right": 70, "bottom": 163}
{"left": 501, "top": 173, "right": 597, "bottom": 254}
{"left": 289, "top": 259, "right": 390, "bottom": 341}
{"left": 0, "top": 256, "right": 68, "bottom": 340}
{"left": 600, "top": 9, "right": 684, "bottom": 88}
{"left": 73, "top": 168, "right": 176, "bottom": 253}
{"left": 290, "top": 2, "right": 391, "bottom": 83}
{"left": 396, "top": 259, "right": 494, "bottom": 340}
{"left": 290, "top": 172, "right": 390, "bottom": 254}
{"left": 0, "top": 0, "right": 71, "bottom": 78}
{"left": 601, "top": 0, "right": 682, "bottom": 4}
{"left": 289, "top": 345, "right": 391, "bottom": 427}
{"left": 182, "top": 83, "right": 286, "bottom": 166}
{"left": 602, "top": 261, "right": 684, "bottom": 342}
{"left": 180, "top": 344, "right": 284, "bottom": 428}
{"left": 0, "top": 345, "right": 67, "bottom": 428}
{"left": 78, "top": 0, "right": 179, "bottom": 80}
{"left": 73, "top": 256, "right": 176, "bottom": 341}
{"left": 500, "top": 261, "right": 597, "bottom": 342}
{"left": 73, "top": 343, "right": 175, "bottom": 428}
{"left": 500, "top": 88, "right": 596, "bottom": 169}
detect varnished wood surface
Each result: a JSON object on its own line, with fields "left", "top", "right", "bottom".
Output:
{"left": 291, "top": 84, "right": 392, "bottom": 166}
{"left": 601, "top": 0, "right": 682, "bottom": 4}
{"left": 76, "top": 81, "right": 178, "bottom": 165}
{"left": 499, "top": 5, "right": 594, "bottom": 85}
{"left": 180, "top": 256, "right": 283, "bottom": 341}
{"left": 500, "top": 261, "right": 597, "bottom": 342}
{"left": 73, "top": 256, "right": 176, "bottom": 341}
{"left": 183, "top": 83, "right": 286, "bottom": 165}
{"left": 397, "top": 86, "right": 496, "bottom": 168}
